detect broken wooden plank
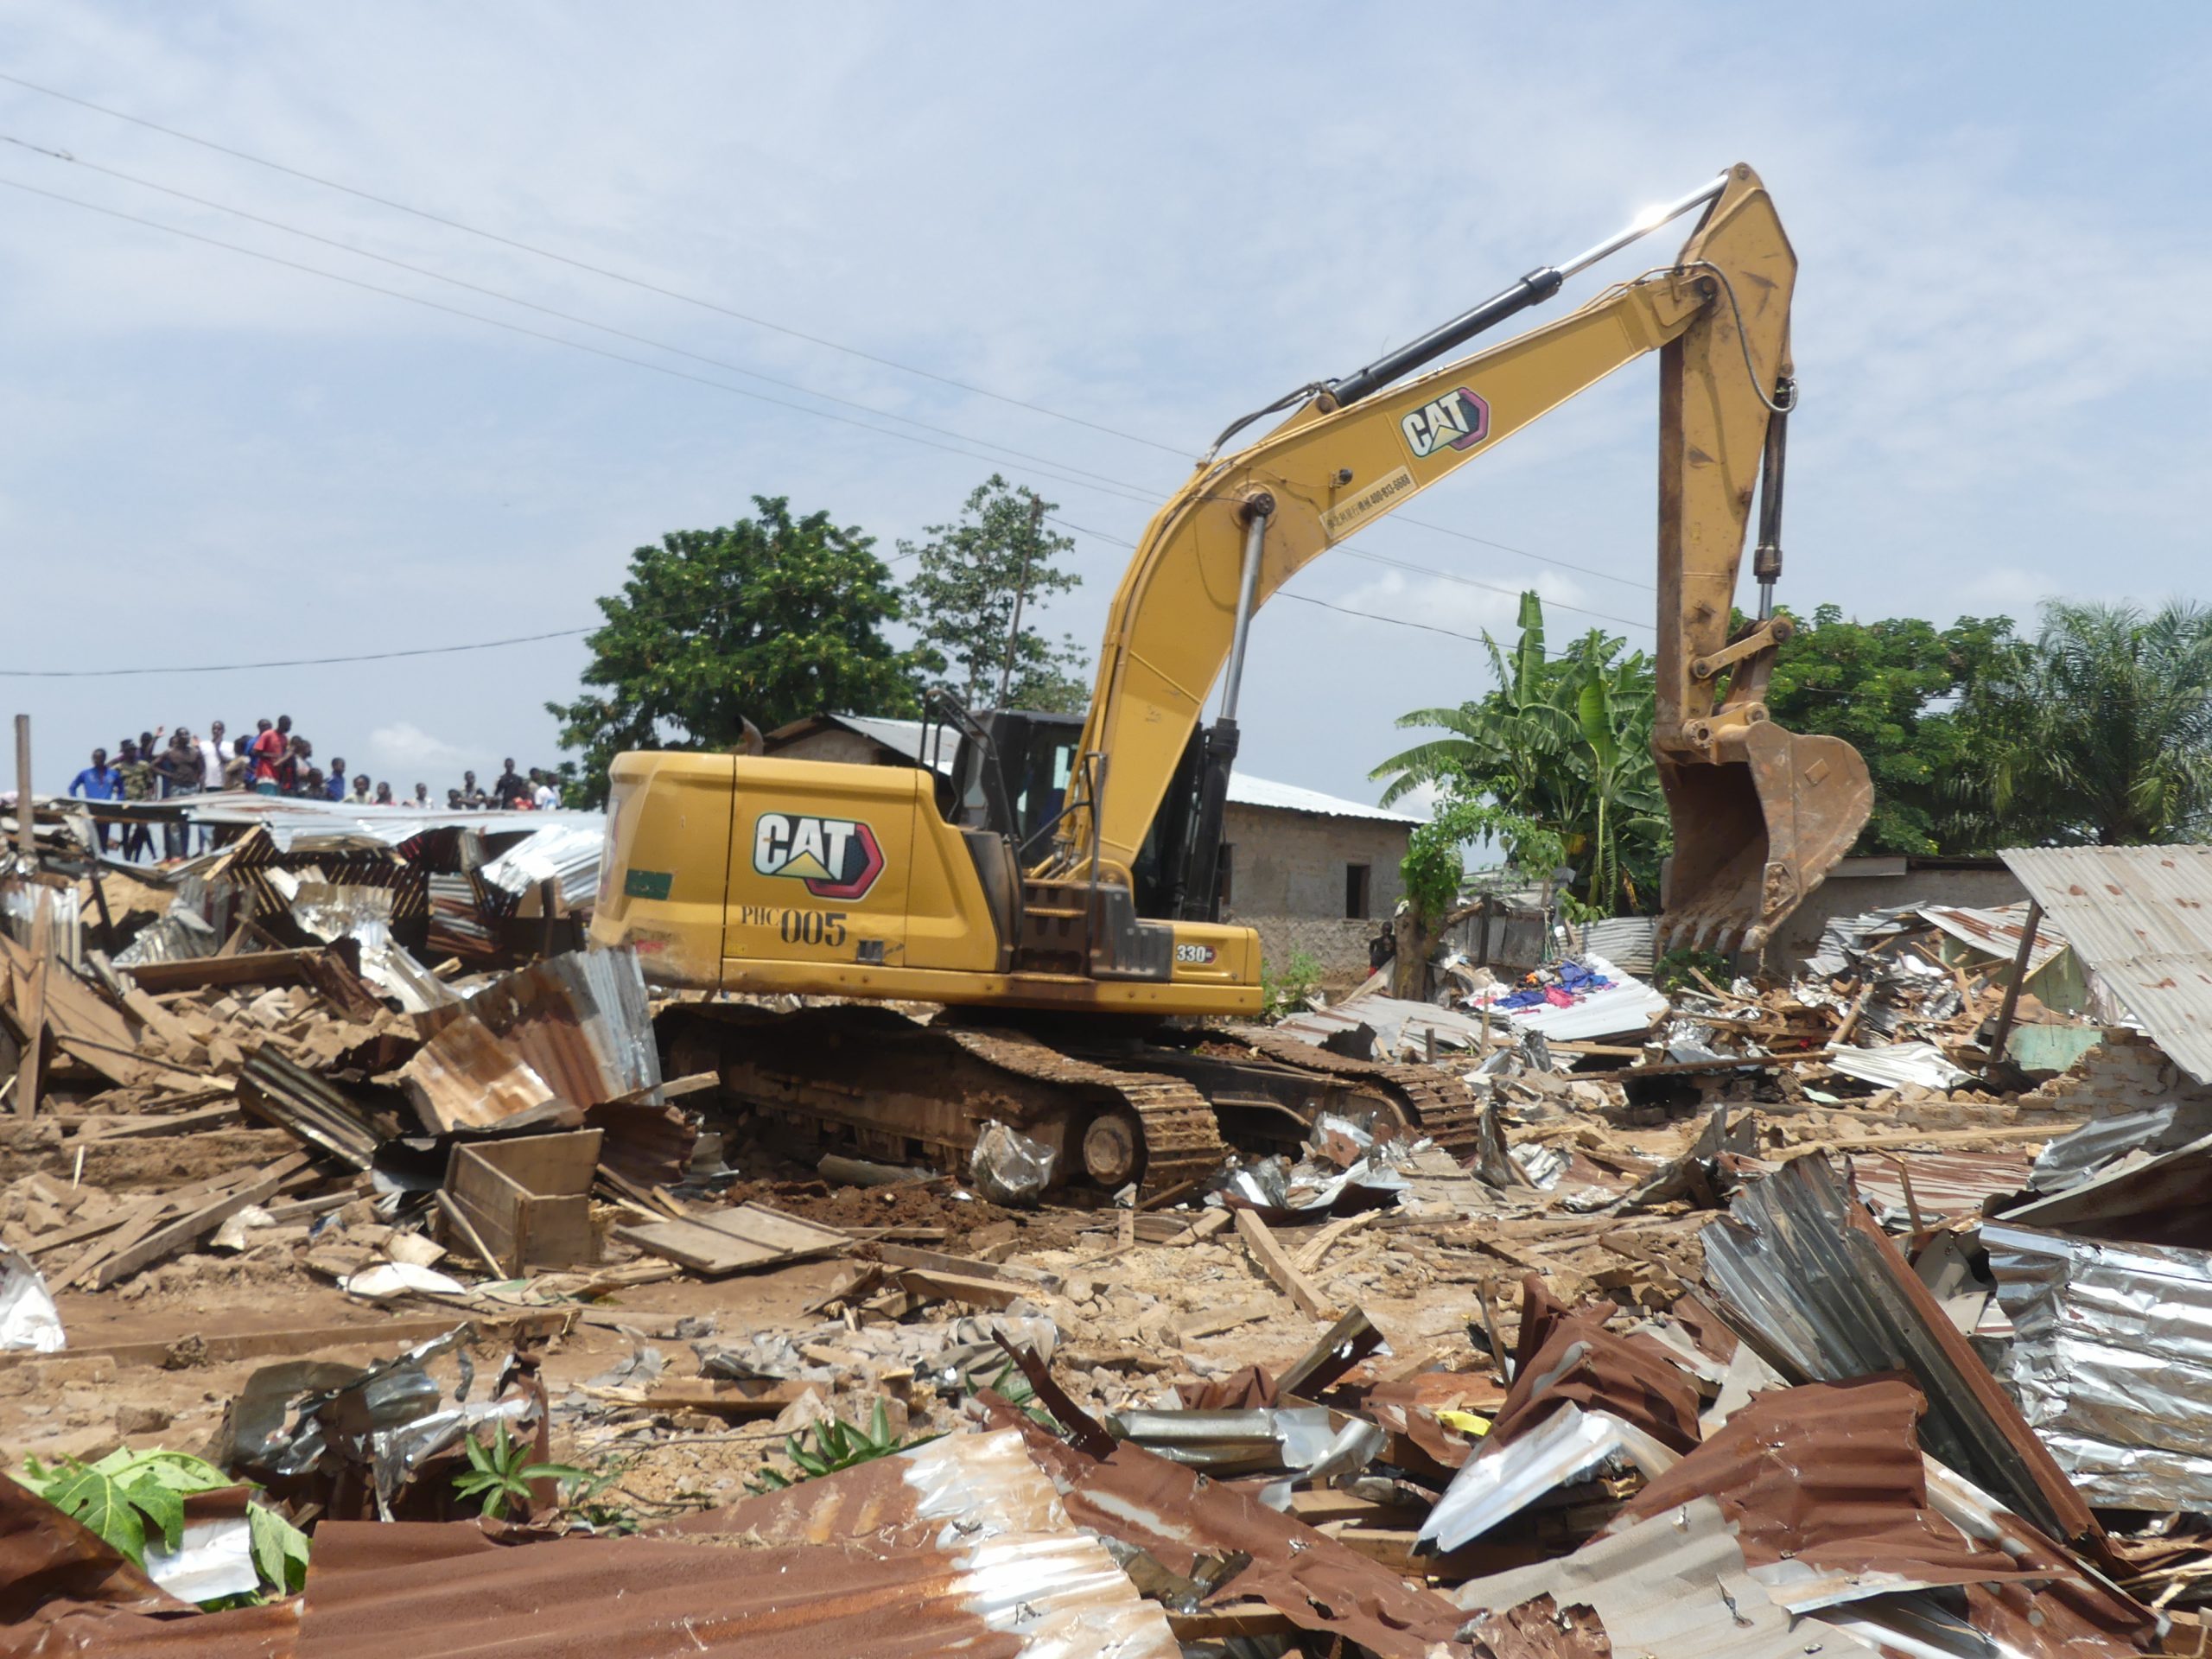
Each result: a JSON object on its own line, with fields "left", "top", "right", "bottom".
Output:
{"left": 86, "top": 1153, "right": 309, "bottom": 1288}
{"left": 11, "top": 887, "right": 53, "bottom": 1117}
{"left": 892, "top": 1265, "right": 1031, "bottom": 1311}
{"left": 1235, "top": 1207, "right": 1335, "bottom": 1321}
{"left": 122, "top": 947, "right": 338, "bottom": 994}
{"left": 1293, "top": 1211, "right": 1379, "bottom": 1276}
{"left": 874, "top": 1242, "right": 1061, "bottom": 1294}
{"left": 620, "top": 1381, "right": 810, "bottom": 1417}
{"left": 1165, "top": 1209, "right": 1233, "bottom": 1248}
{"left": 617, "top": 1201, "right": 848, "bottom": 1277}
{"left": 0, "top": 1309, "right": 571, "bottom": 1371}
{"left": 1170, "top": 1295, "right": 1279, "bottom": 1341}
{"left": 57, "top": 1103, "right": 245, "bottom": 1139}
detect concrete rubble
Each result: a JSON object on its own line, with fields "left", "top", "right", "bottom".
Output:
{"left": 10, "top": 800, "right": 2212, "bottom": 1656}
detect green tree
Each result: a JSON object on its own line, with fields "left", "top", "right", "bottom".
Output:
{"left": 1371, "top": 593, "right": 1666, "bottom": 916}
{"left": 901, "top": 476, "right": 1090, "bottom": 713}
{"left": 1761, "top": 604, "right": 2017, "bottom": 855}
{"left": 1956, "top": 599, "right": 2212, "bottom": 846}
{"left": 548, "top": 497, "right": 927, "bottom": 805}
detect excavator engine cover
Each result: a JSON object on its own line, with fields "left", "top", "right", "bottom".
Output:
{"left": 1656, "top": 718, "right": 1872, "bottom": 953}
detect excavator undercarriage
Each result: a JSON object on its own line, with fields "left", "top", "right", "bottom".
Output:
{"left": 663, "top": 1001, "right": 1483, "bottom": 1201}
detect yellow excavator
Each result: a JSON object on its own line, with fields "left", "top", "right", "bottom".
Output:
{"left": 592, "top": 162, "right": 1872, "bottom": 1197}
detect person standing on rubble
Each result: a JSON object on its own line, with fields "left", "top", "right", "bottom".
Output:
{"left": 412, "top": 782, "right": 429, "bottom": 807}
{"left": 249, "top": 719, "right": 285, "bottom": 796}
{"left": 68, "top": 747, "right": 121, "bottom": 854}
{"left": 531, "top": 770, "right": 559, "bottom": 810}
{"left": 153, "top": 731, "right": 203, "bottom": 858}
{"left": 324, "top": 758, "right": 349, "bottom": 802}
{"left": 373, "top": 781, "right": 395, "bottom": 805}
{"left": 114, "top": 739, "right": 157, "bottom": 861}
{"left": 461, "top": 770, "right": 486, "bottom": 809}
{"left": 222, "top": 736, "right": 250, "bottom": 791}
{"left": 197, "top": 721, "right": 228, "bottom": 849}
{"left": 493, "top": 757, "right": 528, "bottom": 809}
{"left": 350, "top": 774, "right": 372, "bottom": 804}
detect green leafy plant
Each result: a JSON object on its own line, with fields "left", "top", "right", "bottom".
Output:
{"left": 1260, "top": 949, "right": 1325, "bottom": 1019}
{"left": 746, "top": 1398, "right": 933, "bottom": 1493}
{"left": 974, "top": 1358, "right": 1058, "bottom": 1429}
{"left": 1652, "top": 946, "right": 1732, "bottom": 996}
{"left": 18, "top": 1447, "right": 309, "bottom": 1600}
{"left": 451, "top": 1421, "right": 589, "bottom": 1522}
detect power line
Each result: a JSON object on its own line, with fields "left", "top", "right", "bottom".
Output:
{"left": 1042, "top": 515, "right": 1653, "bottom": 635}
{"left": 0, "top": 73, "right": 1662, "bottom": 597}
{"left": 0, "top": 133, "right": 1162, "bottom": 502}
{"left": 0, "top": 173, "right": 1163, "bottom": 511}
{"left": 0, "top": 68, "right": 1190, "bottom": 459}
{"left": 0, "top": 626, "right": 592, "bottom": 677}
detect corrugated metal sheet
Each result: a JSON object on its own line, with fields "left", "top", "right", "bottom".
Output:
{"left": 477, "top": 822, "right": 605, "bottom": 908}
{"left": 1847, "top": 1150, "right": 2033, "bottom": 1230}
{"left": 1917, "top": 900, "right": 2070, "bottom": 976}
{"left": 286, "top": 1427, "right": 1179, "bottom": 1659}
{"left": 1701, "top": 1155, "right": 2100, "bottom": 1550}
{"left": 1986, "top": 1219, "right": 2212, "bottom": 1510}
{"left": 460, "top": 946, "right": 663, "bottom": 1109}
{"left": 1571, "top": 915, "right": 1656, "bottom": 976}
{"left": 1454, "top": 1496, "right": 1887, "bottom": 1659}
{"left": 2002, "top": 843, "right": 2212, "bottom": 1084}
{"left": 1826, "top": 1040, "right": 1971, "bottom": 1090}
{"left": 1272, "top": 994, "right": 1494, "bottom": 1058}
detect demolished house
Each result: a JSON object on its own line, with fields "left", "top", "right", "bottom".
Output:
{"left": 11, "top": 787, "right": 2212, "bottom": 1656}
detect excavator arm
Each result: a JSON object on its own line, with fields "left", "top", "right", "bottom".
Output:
{"left": 1049, "top": 162, "right": 1870, "bottom": 950}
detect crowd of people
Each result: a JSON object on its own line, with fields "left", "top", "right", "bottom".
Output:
{"left": 63, "top": 713, "right": 569, "bottom": 860}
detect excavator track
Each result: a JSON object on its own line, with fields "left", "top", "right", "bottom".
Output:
{"left": 1196, "top": 1022, "right": 1484, "bottom": 1157}
{"left": 939, "top": 1027, "right": 1228, "bottom": 1198}
{"left": 664, "top": 1002, "right": 1225, "bottom": 1201}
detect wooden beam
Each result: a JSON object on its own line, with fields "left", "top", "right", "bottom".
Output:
{"left": 86, "top": 1153, "right": 309, "bottom": 1288}
{"left": 0, "top": 1309, "right": 570, "bottom": 1372}
{"left": 11, "top": 887, "right": 52, "bottom": 1117}
{"left": 891, "top": 1265, "right": 1030, "bottom": 1310}
{"left": 123, "top": 947, "right": 336, "bottom": 994}
{"left": 1234, "top": 1208, "right": 1334, "bottom": 1321}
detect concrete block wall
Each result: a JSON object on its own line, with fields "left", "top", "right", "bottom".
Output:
{"left": 2019, "top": 1027, "right": 2210, "bottom": 1122}
{"left": 1245, "top": 915, "right": 1382, "bottom": 988}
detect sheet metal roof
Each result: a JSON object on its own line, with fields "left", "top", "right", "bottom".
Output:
{"left": 2000, "top": 844, "right": 2212, "bottom": 1084}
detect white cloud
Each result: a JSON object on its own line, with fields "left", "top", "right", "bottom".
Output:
{"left": 365, "top": 721, "right": 470, "bottom": 774}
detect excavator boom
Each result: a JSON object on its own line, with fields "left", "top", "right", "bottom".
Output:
{"left": 1052, "top": 162, "right": 1870, "bottom": 950}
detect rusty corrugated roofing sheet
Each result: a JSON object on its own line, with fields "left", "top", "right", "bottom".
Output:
{"left": 294, "top": 1427, "right": 1177, "bottom": 1658}
{"left": 2001, "top": 844, "right": 2212, "bottom": 1083}
{"left": 1702, "top": 1154, "right": 2101, "bottom": 1553}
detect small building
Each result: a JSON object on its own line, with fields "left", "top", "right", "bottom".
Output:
{"left": 763, "top": 715, "right": 1419, "bottom": 983}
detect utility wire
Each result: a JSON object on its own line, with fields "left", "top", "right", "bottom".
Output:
{"left": 0, "top": 67, "right": 1191, "bottom": 458}
{"left": 0, "top": 74, "right": 1659, "bottom": 595}
{"left": 0, "top": 134, "right": 1160, "bottom": 501}
{"left": 0, "top": 173, "right": 1166, "bottom": 511}
{"left": 1042, "top": 515, "right": 1653, "bottom": 635}
{"left": 0, "top": 626, "right": 592, "bottom": 677}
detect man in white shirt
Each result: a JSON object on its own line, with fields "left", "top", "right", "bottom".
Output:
{"left": 196, "top": 721, "right": 228, "bottom": 850}
{"left": 531, "top": 770, "right": 560, "bottom": 810}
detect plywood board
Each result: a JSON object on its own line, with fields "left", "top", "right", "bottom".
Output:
{"left": 618, "top": 1202, "right": 849, "bottom": 1276}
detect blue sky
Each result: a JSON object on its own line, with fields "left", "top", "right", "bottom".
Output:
{"left": 3, "top": 4, "right": 2207, "bottom": 809}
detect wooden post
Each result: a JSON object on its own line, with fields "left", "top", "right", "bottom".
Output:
{"left": 1985, "top": 900, "right": 2043, "bottom": 1067}
{"left": 13, "top": 887, "right": 51, "bottom": 1117}
{"left": 12, "top": 714, "right": 29, "bottom": 866}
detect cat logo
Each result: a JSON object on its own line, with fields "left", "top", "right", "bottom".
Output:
{"left": 752, "top": 813, "right": 887, "bottom": 900}
{"left": 1400, "top": 386, "right": 1491, "bottom": 461}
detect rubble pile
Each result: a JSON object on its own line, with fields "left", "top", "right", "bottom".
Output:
{"left": 11, "top": 813, "right": 2212, "bottom": 1656}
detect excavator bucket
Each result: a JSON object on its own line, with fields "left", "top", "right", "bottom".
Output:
{"left": 1656, "top": 719, "right": 1873, "bottom": 955}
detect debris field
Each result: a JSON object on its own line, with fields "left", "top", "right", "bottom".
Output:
{"left": 9, "top": 796, "right": 2212, "bottom": 1657}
